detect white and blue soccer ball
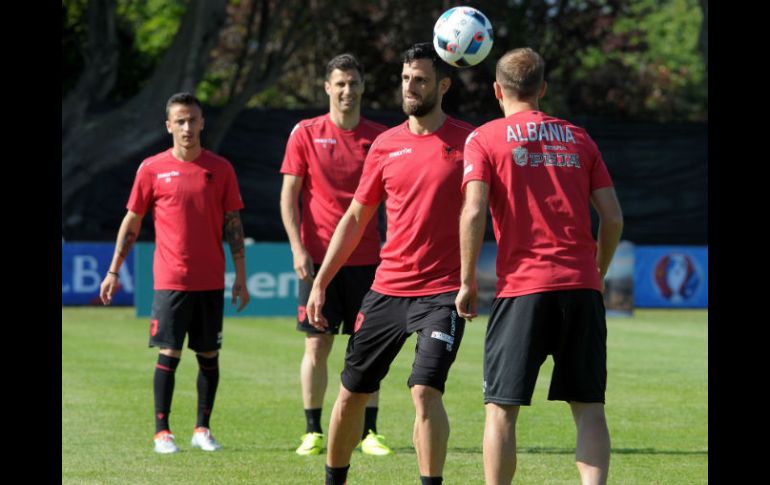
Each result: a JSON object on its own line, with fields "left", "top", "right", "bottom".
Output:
{"left": 432, "top": 6, "right": 494, "bottom": 68}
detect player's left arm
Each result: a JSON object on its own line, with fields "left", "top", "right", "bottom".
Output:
{"left": 224, "top": 210, "right": 250, "bottom": 312}
{"left": 590, "top": 186, "right": 624, "bottom": 290}
{"left": 456, "top": 180, "right": 489, "bottom": 320}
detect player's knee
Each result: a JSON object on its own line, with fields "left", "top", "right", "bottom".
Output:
{"left": 410, "top": 384, "right": 443, "bottom": 415}
{"left": 196, "top": 350, "right": 219, "bottom": 359}
{"left": 570, "top": 402, "right": 606, "bottom": 427}
{"left": 337, "top": 385, "right": 370, "bottom": 410}
{"left": 485, "top": 402, "right": 520, "bottom": 424}
{"left": 305, "top": 334, "right": 334, "bottom": 357}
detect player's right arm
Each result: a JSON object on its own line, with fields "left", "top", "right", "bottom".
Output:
{"left": 456, "top": 180, "right": 489, "bottom": 321}
{"left": 306, "top": 199, "right": 379, "bottom": 328}
{"left": 279, "top": 174, "right": 314, "bottom": 282}
{"left": 590, "top": 186, "right": 624, "bottom": 291}
{"left": 100, "top": 210, "right": 144, "bottom": 305}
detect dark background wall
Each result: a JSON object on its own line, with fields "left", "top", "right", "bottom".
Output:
{"left": 62, "top": 108, "right": 707, "bottom": 246}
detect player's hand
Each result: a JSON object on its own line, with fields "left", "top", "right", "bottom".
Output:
{"left": 99, "top": 273, "right": 119, "bottom": 305}
{"left": 455, "top": 283, "right": 478, "bottom": 321}
{"left": 306, "top": 285, "right": 328, "bottom": 330}
{"left": 232, "top": 275, "right": 250, "bottom": 312}
{"left": 292, "top": 246, "right": 315, "bottom": 282}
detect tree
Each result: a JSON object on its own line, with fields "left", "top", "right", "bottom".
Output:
{"left": 63, "top": 0, "right": 228, "bottom": 229}
{"left": 62, "top": 0, "right": 314, "bottom": 235}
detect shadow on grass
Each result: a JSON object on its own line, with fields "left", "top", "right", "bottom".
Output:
{"left": 233, "top": 446, "right": 707, "bottom": 456}
{"left": 446, "top": 447, "right": 708, "bottom": 456}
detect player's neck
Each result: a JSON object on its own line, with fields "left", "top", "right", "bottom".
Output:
{"left": 408, "top": 109, "right": 446, "bottom": 135}
{"left": 503, "top": 99, "right": 539, "bottom": 117}
{"left": 329, "top": 109, "right": 360, "bottom": 131}
{"left": 172, "top": 145, "right": 202, "bottom": 162}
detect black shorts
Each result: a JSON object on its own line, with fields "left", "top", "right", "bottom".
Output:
{"left": 341, "top": 290, "right": 465, "bottom": 394}
{"left": 149, "top": 289, "right": 224, "bottom": 352}
{"left": 484, "top": 289, "right": 607, "bottom": 405}
{"left": 296, "top": 264, "right": 377, "bottom": 335}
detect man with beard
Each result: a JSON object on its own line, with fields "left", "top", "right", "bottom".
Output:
{"left": 280, "top": 53, "right": 392, "bottom": 457}
{"left": 305, "top": 43, "right": 475, "bottom": 485}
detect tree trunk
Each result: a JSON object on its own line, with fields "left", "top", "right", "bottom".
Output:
{"left": 61, "top": 0, "right": 228, "bottom": 214}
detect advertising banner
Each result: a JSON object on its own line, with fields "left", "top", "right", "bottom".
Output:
{"left": 62, "top": 243, "right": 135, "bottom": 305}
{"left": 634, "top": 246, "right": 708, "bottom": 308}
{"left": 134, "top": 243, "right": 298, "bottom": 317}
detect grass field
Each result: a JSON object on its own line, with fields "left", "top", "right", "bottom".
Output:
{"left": 62, "top": 307, "right": 707, "bottom": 484}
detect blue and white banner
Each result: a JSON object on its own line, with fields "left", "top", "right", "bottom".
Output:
{"left": 62, "top": 243, "right": 135, "bottom": 305}
{"left": 634, "top": 246, "right": 708, "bottom": 308}
{"left": 66, "top": 241, "right": 706, "bottom": 314}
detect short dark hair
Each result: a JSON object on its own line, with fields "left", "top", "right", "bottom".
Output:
{"left": 496, "top": 48, "right": 545, "bottom": 100}
{"left": 326, "top": 53, "right": 364, "bottom": 80}
{"left": 165, "top": 92, "right": 202, "bottom": 118}
{"left": 401, "top": 42, "right": 451, "bottom": 81}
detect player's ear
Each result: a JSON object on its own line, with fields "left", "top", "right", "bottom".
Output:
{"left": 324, "top": 81, "right": 332, "bottom": 96}
{"left": 439, "top": 76, "right": 451, "bottom": 95}
{"left": 493, "top": 81, "right": 503, "bottom": 100}
{"left": 166, "top": 119, "right": 172, "bottom": 134}
{"left": 539, "top": 81, "right": 547, "bottom": 99}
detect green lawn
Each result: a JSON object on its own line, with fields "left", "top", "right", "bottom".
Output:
{"left": 62, "top": 308, "right": 707, "bottom": 484}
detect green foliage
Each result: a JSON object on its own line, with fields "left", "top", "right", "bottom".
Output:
{"left": 573, "top": 0, "right": 707, "bottom": 121}
{"left": 111, "top": 0, "right": 186, "bottom": 101}
{"left": 62, "top": 0, "right": 186, "bottom": 101}
{"left": 63, "top": 307, "right": 707, "bottom": 484}
{"left": 62, "top": 0, "right": 707, "bottom": 120}
{"left": 61, "top": 0, "right": 89, "bottom": 95}
{"left": 117, "top": 0, "right": 186, "bottom": 58}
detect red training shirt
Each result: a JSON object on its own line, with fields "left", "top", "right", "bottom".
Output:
{"left": 462, "top": 110, "right": 613, "bottom": 297}
{"left": 127, "top": 148, "right": 244, "bottom": 291}
{"left": 355, "top": 116, "right": 475, "bottom": 296}
{"left": 280, "top": 114, "right": 387, "bottom": 266}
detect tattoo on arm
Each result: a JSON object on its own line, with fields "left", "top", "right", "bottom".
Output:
{"left": 224, "top": 211, "right": 245, "bottom": 261}
{"left": 118, "top": 231, "right": 137, "bottom": 259}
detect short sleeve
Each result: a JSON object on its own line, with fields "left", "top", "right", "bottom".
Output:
{"left": 279, "top": 123, "right": 308, "bottom": 177}
{"left": 223, "top": 163, "right": 244, "bottom": 211}
{"left": 587, "top": 138, "right": 613, "bottom": 191}
{"left": 353, "top": 144, "right": 385, "bottom": 206}
{"left": 126, "top": 162, "right": 154, "bottom": 215}
{"left": 461, "top": 130, "right": 492, "bottom": 192}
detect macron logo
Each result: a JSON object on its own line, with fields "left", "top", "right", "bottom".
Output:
{"left": 389, "top": 148, "right": 412, "bottom": 158}
{"left": 314, "top": 138, "right": 337, "bottom": 145}
{"left": 157, "top": 171, "right": 180, "bottom": 183}
{"left": 463, "top": 163, "right": 473, "bottom": 176}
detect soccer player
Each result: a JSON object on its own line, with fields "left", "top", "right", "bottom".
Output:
{"left": 99, "top": 92, "right": 250, "bottom": 454}
{"left": 306, "top": 42, "right": 475, "bottom": 485}
{"left": 279, "top": 53, "right": 392, "bottom": 457}
{"left": 456, "top": 47, "right": 624, "bottom": 485}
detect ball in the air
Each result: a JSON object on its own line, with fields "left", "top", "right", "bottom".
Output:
{"left": 432, "top": 6, "right": 494, "bottom": 67}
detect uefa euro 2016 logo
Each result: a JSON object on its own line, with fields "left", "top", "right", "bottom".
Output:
{"left": 654, "top": 253, "right": 701, "bottom": 303}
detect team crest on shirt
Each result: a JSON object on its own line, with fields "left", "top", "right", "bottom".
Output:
{"left": 512, "top": 146, "right": 529, "bottom": 167}
{"left": 442, "top": 145, "right": 459, "bottom": 162}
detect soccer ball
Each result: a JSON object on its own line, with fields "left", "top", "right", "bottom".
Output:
{"left": 432, "top": 6, "right": 494, "bottom": 68}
